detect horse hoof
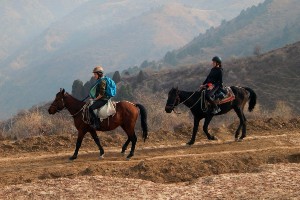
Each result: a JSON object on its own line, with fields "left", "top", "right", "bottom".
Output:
{"left": 186, "top": 141, "right": 194, "bottom": 146}
{"left": 99, "top": 154, "right": 105, "bottom": 159}
{"left": 209, "top": 136, "right": 217, "bottom": 140}
{"left": 69, "top": 156, "right": 77, "bottom": 160}
{"left": 126, "top": 153, "right": 134, "bottom": 160}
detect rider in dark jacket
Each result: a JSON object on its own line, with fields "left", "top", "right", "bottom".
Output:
{"left": 200, "top": 56, "right": 223, "bottom": 114}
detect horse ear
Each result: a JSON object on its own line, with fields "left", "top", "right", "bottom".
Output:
{"left": 60, "top": 88, "right": 65, "bottom": 94}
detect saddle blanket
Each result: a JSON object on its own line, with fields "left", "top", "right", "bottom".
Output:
{"left": 215, "top": 87, "right": 235, "bottom": 105}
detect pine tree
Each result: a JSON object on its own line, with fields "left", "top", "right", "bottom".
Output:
{"left": 112, "top": 71, "right": 121, "bottom": 83}
{"left": 137, "top": 70, "right": 147, "bottom": 83}
{"left": 116, "top": 84, "right": 133, "bottom": 100}
{"left": 72, "top": 79, "right": 84, "bottom": 99}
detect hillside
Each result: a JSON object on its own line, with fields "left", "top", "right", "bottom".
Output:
{"left": 164, "top": 0, "right": 300, "bottom": 66}
{"left": 0, "top": 0, "right": 264, "bottom": 119}
{"left": 129, "top": 41, "right": 300, "bottom": 114}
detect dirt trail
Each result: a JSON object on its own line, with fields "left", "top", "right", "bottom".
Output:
{"left": 0, "top": 116, "right": 300, "bottom": 199}
{"left": 0, "top": 131, "right": 299, "bottom": 188}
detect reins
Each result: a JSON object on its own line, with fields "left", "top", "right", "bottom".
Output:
{"left": 200, "top": 90, "right": 209, "bottom": 112}
{"left": 173, "top": 91, "right": 202, "bottom": 114}
{"left": 70, "top": 105, "right": 85, "bottom": 117}
{"left": 176, "top": 91, "right": 196, "bottom": 107}
{"left": 63, "top": 94, "right": 87, "bottom": 118}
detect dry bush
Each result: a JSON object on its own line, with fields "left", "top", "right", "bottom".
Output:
{"left": 134, "top": 90, "right": 192, "bottom": 133}
{"left": 10, "top": 111, "right": 45, "bottom": 139}
{"left": 0, "top": 109, "right": 75, "bottom": 140}
{"left": 0, "top": 129, "right": 5, "bottom": 141}
{"left": 244, "top": 103, "right": 270, "bottom": 119}
{"left": 271, "top": 101, "right": 294, "bottom": 119}
{"left": 244, "top": 101, "right": 294, "bottom": 120}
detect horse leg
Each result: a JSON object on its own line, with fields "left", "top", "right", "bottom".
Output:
{"left": 90, "top": 129, "right": 105, "bottom": 159}
{"left": 203, "top": 116, "right": 217, "bottom": 140}
{"left": 233, "top": 107, "right": 245, "bottom": 141}
{"left": 69, "top": 131, "right": 86, "bottom": 160}
{"left": 187, "top": 117, "right": 201, "bottom": 145}
{"left": 239, "top": 113, "right": 247, "bottom": 140}
{"left": 127, "top": 134, "right": 137, "bottom": 160}
{"left": 121, "top": 124, "right": 137, "bottom": 160}
{"left": 121, "top": 138, "right": 131, "bottom": 155}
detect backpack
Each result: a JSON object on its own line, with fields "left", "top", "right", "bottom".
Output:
{"left": 89, "top": 76, "right": 117, "bottom": 98}
{"left": 102, "top": 76, "right": 116, "bottom": 97}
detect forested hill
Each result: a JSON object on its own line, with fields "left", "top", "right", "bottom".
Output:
{"left": 163, "top": 0, "right": 300, "bottom": 66}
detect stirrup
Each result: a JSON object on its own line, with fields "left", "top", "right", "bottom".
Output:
{"left": 90, "top": 118, "right": 100, "bottom": 129}
{"left": 92, "top": 123, "right": 100, "bottom": 130}
{"left": 212, "top": 107, "right": 221, "bottom": 114}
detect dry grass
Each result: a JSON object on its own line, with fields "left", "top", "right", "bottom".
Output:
{"left": 135, "top": 90, "right": 192, "bottom": 132}
{"left": 0, "top": 91, "right": 296, "bottom": 141}
{"left": 0, "top": 107, "right": 75, "bottom": 140}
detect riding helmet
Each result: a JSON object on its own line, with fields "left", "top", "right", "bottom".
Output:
{"left": 93, "top": 66, "right": 104, "bottom": 73}
{"left": 212, "top": 56, "right": 222, "bottom": 64}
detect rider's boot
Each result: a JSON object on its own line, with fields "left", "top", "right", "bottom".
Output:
{"left": 208, "top": 98, "right": 220, "bottom": 114}
{"left": 90, "top": 111, "right": 101, "bottom": 130}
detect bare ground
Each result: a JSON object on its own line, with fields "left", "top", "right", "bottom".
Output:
{"left": 0, "top": 117, "right": 300, "bottom": 199}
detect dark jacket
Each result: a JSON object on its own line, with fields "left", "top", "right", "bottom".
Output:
{"left": 203, "top": 67, "right": 223, "bottom": 87}
{"left": 95, "top": 79, "right": 109, "bottom": 100}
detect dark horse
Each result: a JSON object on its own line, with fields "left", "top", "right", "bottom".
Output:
{"left": 165, "top": 86, "right": 256, "bottom": 144}
{"left": 48, "top": 89, "right": 148, "bottom": 160}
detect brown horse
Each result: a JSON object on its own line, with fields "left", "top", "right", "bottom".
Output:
{"left": 165, "top": 86, "right": 256, "bottom": 144}
{"left": 48, "top": 89, "right": 148, "bottom": 160}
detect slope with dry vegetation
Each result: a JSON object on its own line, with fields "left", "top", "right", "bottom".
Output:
{"left": 1, "top": 40, "right": 300, "bottom": 200}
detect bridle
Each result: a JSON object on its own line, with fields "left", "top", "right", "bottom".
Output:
{"left": 49, "top": 95, "right": 65, "bottom": 113}
{"left": 166, "top": 89, "right": 199, "bottom": 113}
{"left": 166, "top": 89, "right": 180, "bottom": 111}
{"left": 49, "top": 93, "right": 86, "bottom": 117}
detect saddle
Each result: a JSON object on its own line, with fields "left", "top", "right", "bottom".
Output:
{"left": 214, "top": 86, "right": 235, "bottom": 105}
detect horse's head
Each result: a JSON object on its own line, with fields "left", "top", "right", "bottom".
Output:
{"left": 48, "top": 88, "right": 66, "bottom": 114}
{"left": 165, "top": 87, "right": 180, "bottom": 113}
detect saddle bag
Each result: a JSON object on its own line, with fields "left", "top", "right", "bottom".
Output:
{"left": 94, "top": 99, "right": 116, "bottom": 120}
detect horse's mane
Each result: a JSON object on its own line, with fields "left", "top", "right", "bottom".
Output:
{"left": 179, "top": 90, "right": 201, "bottom": 97}
{"left": 65, "top": 92, "right": 86, "bottom": 107}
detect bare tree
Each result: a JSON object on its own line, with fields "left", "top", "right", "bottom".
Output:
{"left": 253, "top": 45, "right": 262, "bottom": 56}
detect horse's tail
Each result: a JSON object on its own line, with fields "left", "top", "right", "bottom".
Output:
{"left": 243, "top": 87, "right": 257, "bottom": 112}
{"left": 135, "top": 104, "right": 148, "bottom": 142}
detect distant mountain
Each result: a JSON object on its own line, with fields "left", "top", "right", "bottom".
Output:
{"left": 163, "top": 0, "right": 300, "bottom": 66}
{"left": 0, "top": 0, "right": 264, "bottom": 119}
{"left": 0, "top": 0, "right": 88, "bottom": 62}
{"left": 1, "top": 0, "right": 265, "bottom": 74}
